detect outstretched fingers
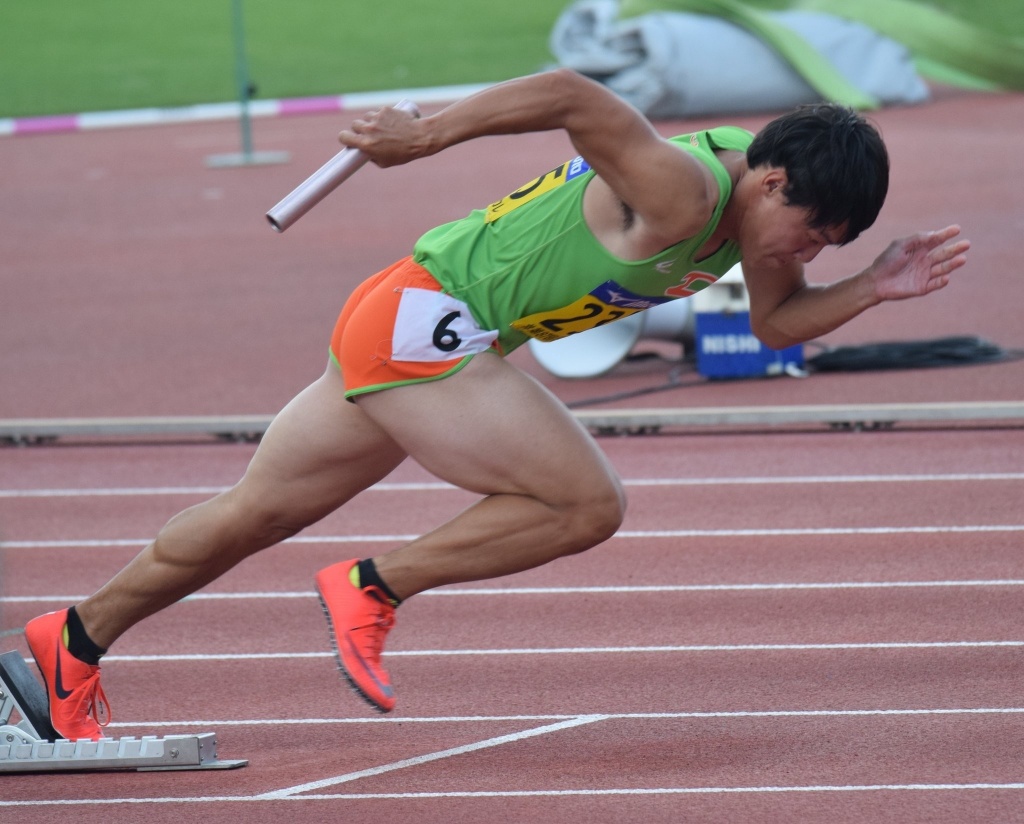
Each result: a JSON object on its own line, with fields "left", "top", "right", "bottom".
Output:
{"left": 871, "top": 225, "right": 969, "bottom": 301}
{"left": 926, "top": 224, "right": 962, "bottom": 245}
{"left": 928, "top": 235, "right": 971, "bottom": 273}
{"left": 920, "top": 235, "right": 969, "bottom": 293}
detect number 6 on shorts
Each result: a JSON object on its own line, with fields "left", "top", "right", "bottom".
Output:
{"left": 392, "top": 289, "right": 498, "bottom": 362}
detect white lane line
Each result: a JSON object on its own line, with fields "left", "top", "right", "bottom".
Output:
{"left": 0, "top": 486, "right": 232, "bottom": 498}
{"left": 0, "top": 797, "right": 254, "bottom": 808}
{"left": 255, "top": 714, "right": 608, "bottom": 799}
{"left": 25, "top": 639, "right": 1013, "bottom": 664}
{"left": 293, "top": 783, "right": 1024, "bottom": 799}
{"left": 385, "top": 640, "right": 1024, "bottom": 656}
{"left": 104, "top": 706, "right": 1024, "bottom": 729}
{"left": 4, "top": 782, "right": 1023, "bottom": 807}
{"left": 6, "top": 578, "right": 1024, "bottom": 604}
{"left": 613, "top": 525, "right": 1024, "bottom": 538}
{"left": 6, "top": 523, "right": 1024, "bottom": 549}
{"left": 425, "top": 579, "right": 1024, "bottom": 595}
{"left": 2, "top": 472, "right": 1021, "bottom": 497}
{"left": 2, "top": 534, "right": 418, "bottom": 548}
{"left": 0, "top": 482, "right": 450, "bottom": 498}
{"left": 629, "top": 473, "right": 1024, "bottom": 486}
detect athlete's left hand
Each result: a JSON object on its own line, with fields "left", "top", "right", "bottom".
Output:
{"left": 868, "top": 225, "right": 970, "bottom": 301}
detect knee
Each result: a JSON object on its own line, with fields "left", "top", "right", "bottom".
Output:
{"left": 558, "top": 474, "right": 627, "bottom": 553}
{"left": 225, "top": 495, "right": 307, "bottom": 551}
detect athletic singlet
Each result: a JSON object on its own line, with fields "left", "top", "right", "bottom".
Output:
{"left": 412, "top": 126, "right": 754, "bottom": 353}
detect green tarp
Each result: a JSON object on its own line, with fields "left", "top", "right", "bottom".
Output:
{"left": 620, "top": 0, "right": 1024, "bottom": 106}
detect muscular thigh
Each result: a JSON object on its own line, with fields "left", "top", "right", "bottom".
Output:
{"left": 353, "top": 352, "right": 621, "bottom": 505}
{"left": 235, "top": 364, "right": 408, "bottom": 524}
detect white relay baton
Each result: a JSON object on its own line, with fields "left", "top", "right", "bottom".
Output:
{"left": 266, "top": 98, "right": 420, "bottom": 233}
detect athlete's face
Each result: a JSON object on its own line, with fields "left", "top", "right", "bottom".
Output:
{"left": 741, "top": 168, "right": 845, "bottom": 270}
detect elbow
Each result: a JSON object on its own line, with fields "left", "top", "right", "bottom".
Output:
{"left": 750, "top": 316, "right": 803, "bottom": 351}
{"left": 544, "top": 68, "right": 585, "bottom": 116}
{"left": 547, "top": 67, "right": 590, "bottom": 91}
{"left": 536, "top": 68, "right": 588, "bottom": 102}
{"left": 542, "top": 68, "right": 618, "bottom": 122}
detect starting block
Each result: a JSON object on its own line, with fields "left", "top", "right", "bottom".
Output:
{"left": 0, "top": 650, "right": 246, "bottom": 772}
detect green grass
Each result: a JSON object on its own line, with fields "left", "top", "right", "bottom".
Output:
{"left": 2, "top": 0, "right": 1020, "bottom": 118}
{"left": 0, "top": 1, "right": 563, "bottom": 118}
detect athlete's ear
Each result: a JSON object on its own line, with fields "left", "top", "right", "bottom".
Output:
{"left": 761, "top": 168, "right": 788, "bottom": 197}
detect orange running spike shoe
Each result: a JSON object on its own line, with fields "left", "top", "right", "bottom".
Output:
{"left": 315, "top": 560, "right": 397, "bottom": 712}
{"left": 24, "top": 609, "right": 111, "bottom": 742}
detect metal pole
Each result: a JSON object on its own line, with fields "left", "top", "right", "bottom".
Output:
{"left": 231, "top": 0, "right": 255, "bottom": 159}
{"left": 206, "top": 0, "right": 289, "bottom": 168}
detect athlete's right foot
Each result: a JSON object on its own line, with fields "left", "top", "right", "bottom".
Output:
{"left": 315, "top": 559, "right": 397, "bottom": 712}
{"left": 24, "top": 609, "right": 111, "bottom": 741}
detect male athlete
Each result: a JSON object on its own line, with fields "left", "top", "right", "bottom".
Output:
{"left": 25, "top": 69, "right": 969, "bottom": 740}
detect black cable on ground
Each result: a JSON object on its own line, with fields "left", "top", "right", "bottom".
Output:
{"left": 805, "top": 336, "right": 1015, "bottom": 373}
{"left": 564, "top": 336, "right": 1021, "bottom": 409}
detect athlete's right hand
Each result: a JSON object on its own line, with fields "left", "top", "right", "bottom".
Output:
{"left": 338, "top": 104, "right": 428, "bottom": 167}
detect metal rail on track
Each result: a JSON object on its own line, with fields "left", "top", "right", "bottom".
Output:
{"left": 576, "top": 401, "right": 1024, "bottom": 435}
{"left": 1, "top": 402, "right": 1022, "bottom": 444}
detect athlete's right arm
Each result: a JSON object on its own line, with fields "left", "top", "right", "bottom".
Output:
{"left": 337, "top": 69, "right": 717, "bottom": 243}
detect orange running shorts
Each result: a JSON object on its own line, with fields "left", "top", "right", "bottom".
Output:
{"left": 329, "top": 257, "right": 501, "bottom": 399}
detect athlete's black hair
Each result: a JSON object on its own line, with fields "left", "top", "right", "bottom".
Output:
{"left": 747, "top": 103, "right": 889, "bottom": 244}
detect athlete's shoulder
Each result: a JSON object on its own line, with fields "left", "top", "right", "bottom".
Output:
{"left": 668, "top": 127, "right": 754, "bottom": 153}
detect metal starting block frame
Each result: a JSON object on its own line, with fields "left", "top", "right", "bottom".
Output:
{"left": 0, "top": 650, "right": 246, "bottom": 772}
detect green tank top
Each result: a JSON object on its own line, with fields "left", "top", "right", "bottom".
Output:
{"left": 412, "top": 126, "right": 754, "bottom": 353}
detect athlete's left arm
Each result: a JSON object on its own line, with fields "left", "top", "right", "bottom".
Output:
{"left": 745, "top": 226, "right": 970, "bottom": 350}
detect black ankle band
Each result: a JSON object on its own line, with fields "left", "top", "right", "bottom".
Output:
{"left": 65, "top": 605, "right": 107, "bottom": 665}
{"left": 357, "top": 558, "right": 402, "bottom": 607}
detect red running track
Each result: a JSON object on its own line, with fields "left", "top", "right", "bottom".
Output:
{"left": 2, "top": 84, "right": 1023, "bottom": 822}
{"left": 2, "top": 429, "right": 1023, "bottom": 822}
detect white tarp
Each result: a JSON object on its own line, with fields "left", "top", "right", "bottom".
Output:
{"left": 550, "top": 0, "right": 929, "bottom": 117}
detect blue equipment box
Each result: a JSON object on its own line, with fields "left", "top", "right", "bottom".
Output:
{"left": 695, "top": 310, "right": 804, "bottom": 379}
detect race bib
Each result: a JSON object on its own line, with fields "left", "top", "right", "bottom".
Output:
{"left": 484, "top": 156, "right": 591, "bottom": 223}
{"left": 392, "top": 288, "right": 499, "bottom": 362}
{"left": 511, "top": 281, "right": 670, "bottom": 343}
